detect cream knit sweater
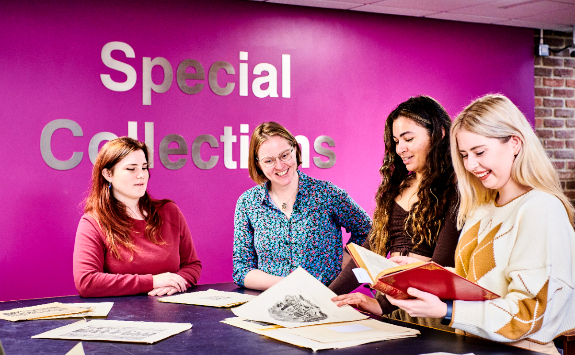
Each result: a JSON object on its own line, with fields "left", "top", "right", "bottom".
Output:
{"left": 451, "top": 190, "right": 575, "bottom": 343}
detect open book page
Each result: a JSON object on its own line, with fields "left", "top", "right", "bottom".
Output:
{"left": 348, "top": 243, "right": 399, "bottom": 282}
{"left": 232, "top": 267, "right": 368, "bottom": 328}
{"left": 0, "top": 302, "right": 90, "bottom": 322}
{"left": 159, "top": 289, "right": 255, "bottom": 307}
{"left": 41, "top": 303, "right": 113, "bottom": 319}
{"left": 32, "top": 319, "right": 192, "bottom": 344}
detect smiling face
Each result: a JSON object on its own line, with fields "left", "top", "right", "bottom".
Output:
{"left": 456, "top": 128, "right": 521, "bottom": 192}
{"left": 103, "top": 149, "right": 149, "bottom": 207}
{"left": 392, "top": 116, "right": 431, "bottom": 175}
{"left": 257, "top": 135, "right": 297, "bottom": 188}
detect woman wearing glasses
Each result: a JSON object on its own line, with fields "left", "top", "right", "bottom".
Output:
{"left": 233, "top": 122, "right": 371, "bottom": 290}
{"left": 330, "top": 96, "right": 459, "bottom": 324}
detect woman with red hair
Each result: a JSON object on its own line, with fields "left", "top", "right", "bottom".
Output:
{"left": 73, "top": 137, "right": 201, "bottom": 297}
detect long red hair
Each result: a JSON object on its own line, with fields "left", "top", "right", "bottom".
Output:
{"left": 84, "top": 137, "right": 169, "bottom": 259}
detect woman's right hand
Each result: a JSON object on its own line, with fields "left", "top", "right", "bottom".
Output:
{"left": 148, "top": 286, "right": 180, "bottom": 296}
{"left": 152, "top": 272, "right": 188, "bottom": 293}
{"left": 331, "top": 293, "right": 383, "bottom": 315}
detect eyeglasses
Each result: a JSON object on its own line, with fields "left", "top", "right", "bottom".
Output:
{"left": 257, "top": 148, "right": 294, "bottom": 168}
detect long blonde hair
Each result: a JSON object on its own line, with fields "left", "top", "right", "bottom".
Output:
{"left": 450, "top": 94, "right": 574, "bottom": 228}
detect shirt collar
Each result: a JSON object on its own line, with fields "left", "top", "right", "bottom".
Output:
{"left": 257, "top": 169, "right": 310, "bottom": 206}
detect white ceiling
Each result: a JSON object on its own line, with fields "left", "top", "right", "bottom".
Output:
{"left": 252, "top": 0, "right": 575, "bottom": 32}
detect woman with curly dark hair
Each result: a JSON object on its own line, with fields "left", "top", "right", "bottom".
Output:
{"left": 330, "top": 96, "right": 459, "bottom": 321}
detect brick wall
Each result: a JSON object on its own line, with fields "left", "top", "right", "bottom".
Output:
{"left": 534, "top": 30, "right": 575, "bottom": 201}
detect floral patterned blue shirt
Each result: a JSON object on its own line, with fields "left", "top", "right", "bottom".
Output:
{"left": 233, "top": 171, "right": 372, "bottom": 287}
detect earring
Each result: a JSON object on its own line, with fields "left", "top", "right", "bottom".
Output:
{"left": 108, "top": 182, "right": 112, "bottom": 189}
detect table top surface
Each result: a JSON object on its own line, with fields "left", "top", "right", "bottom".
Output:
{"left": 0, "top": 283, "right": 542, "bottom": 355}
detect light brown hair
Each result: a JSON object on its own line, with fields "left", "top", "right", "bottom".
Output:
{"left": 248, "top": 122, "right": 302, "bottom": 185}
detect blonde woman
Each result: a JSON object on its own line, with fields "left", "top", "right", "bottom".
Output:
{"left": 386, "top": 94, "right": 575, "bottom": 355}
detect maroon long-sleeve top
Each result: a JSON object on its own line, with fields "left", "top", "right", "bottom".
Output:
{"left": 73, "top": 202, "right": 202, "bottom": 297}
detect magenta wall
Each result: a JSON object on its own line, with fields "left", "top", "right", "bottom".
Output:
{"left": 0, "top": 0, "right": 534, "bottom": 301}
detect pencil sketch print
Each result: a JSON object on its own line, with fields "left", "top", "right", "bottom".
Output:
{"left": 62, "top": 325, "right": 167, "bottom": 341}
{"left": 268, "top": 295, "right": 327, "bottom": 323}
{"left": 1, "top": 306, "right": 71, "bottom": 318}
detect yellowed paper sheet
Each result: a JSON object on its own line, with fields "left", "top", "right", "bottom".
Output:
{"left": 41, "top": 303, "right": 113, "bottom": 319}
{"left": 0, "top": 302, "right": 89, "bottom": 322}
{"left": 222, "top": 317, "right": 417, "bottom": 352}
{"left": 159, "top": 289, "right": 255, "bottom": 307}
{"left": 65, "top": 342, "right": 85, "bottom": 355}
{"left": 232, "top": 267, "right": 368, "bottom": 328}
{"left": 32, "top": 319, "right": 192, "bottom": 344}
{"left": 221, "top": 317, "right": 282, "bottom": 331}
{"left": 283, "top": 318, "right": 419, "bottom": 343}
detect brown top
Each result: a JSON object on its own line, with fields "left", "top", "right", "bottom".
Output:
{"left": 329, "top": 201, "right": 460, "bottom": 314}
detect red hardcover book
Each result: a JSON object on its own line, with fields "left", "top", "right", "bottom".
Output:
{"left": 346, "top": 243, "right": 499, "bottom": 301}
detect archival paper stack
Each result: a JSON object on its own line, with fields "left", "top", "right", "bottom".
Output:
{"left": 159, "top": 289, "right": 255, "bottom": 307}
{"left": 226, "top": 267, "right": 419, "bottom": 351}
{"left": 0, "top": 302, "right": 90, "bottom": 322}
{"left": 32, "top": 319, "right": 192, "bottom": 344}
{"left": 40, "top": 303, "right": 114, "bottom": 319}
{"left": 347, "top": 243, "right": 499, "bottom": 301}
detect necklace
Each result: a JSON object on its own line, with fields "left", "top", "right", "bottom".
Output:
{"left": 272, "top": 186, "right": 299, "bottom": 212}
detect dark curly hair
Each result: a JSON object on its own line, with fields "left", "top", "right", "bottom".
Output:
{"left": 369, "top": 96, "right": 458, "bottom": 256}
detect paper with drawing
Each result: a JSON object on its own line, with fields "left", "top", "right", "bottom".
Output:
{"left": 232, "top": 267, "right": 368, "bottom": 328}
{"left": 32, "top": 319, "right": 192, "bottom": 344}
{"left": 159, "top": 289, "right": 255, "bottom": 307}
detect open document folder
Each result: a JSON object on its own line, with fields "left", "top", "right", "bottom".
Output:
{"left": 227, "top": 267, "right": 419, "bottom": 351}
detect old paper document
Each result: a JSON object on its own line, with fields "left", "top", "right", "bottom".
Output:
{"left": 284, "top": 318, "right": 419, "bottom": 343}
{"left": 65, "top": 342, "right": 85, "bottom": 355}
{"left": 222, "top": 317, "right": 419, "bottom": 352}
{"left": 159, "top": 289, "right": 255, "bottom": 307}
{"left": 232, "top": 267, "right": 368, "bottom": 328}
{"left": 41, "top": 303, "right": 114, "bottom": 319}
{"left": 32, "top": 319, "right": 192, "bottom": 344}
{"left": 0, "top": 302, "right": 89, "bottom": 322}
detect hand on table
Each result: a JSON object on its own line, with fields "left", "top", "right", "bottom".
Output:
{"left": 331, "top": 292, "right": 383, "bottom": 315}
{"left": 148, "top": 286, "right": 180, "bottom": 296}
{"left": 152, "top": 272, "right": 188, "bottom": 293}
{"left": 386, "top": 287, "right": 447, "bottom": 318}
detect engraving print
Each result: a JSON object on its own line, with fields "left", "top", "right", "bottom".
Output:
{"left": 268, "top": 295, "right": 328, "bottom": 323}
{"left": 61, "top": 325, "right": 167, "bottom": 340}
